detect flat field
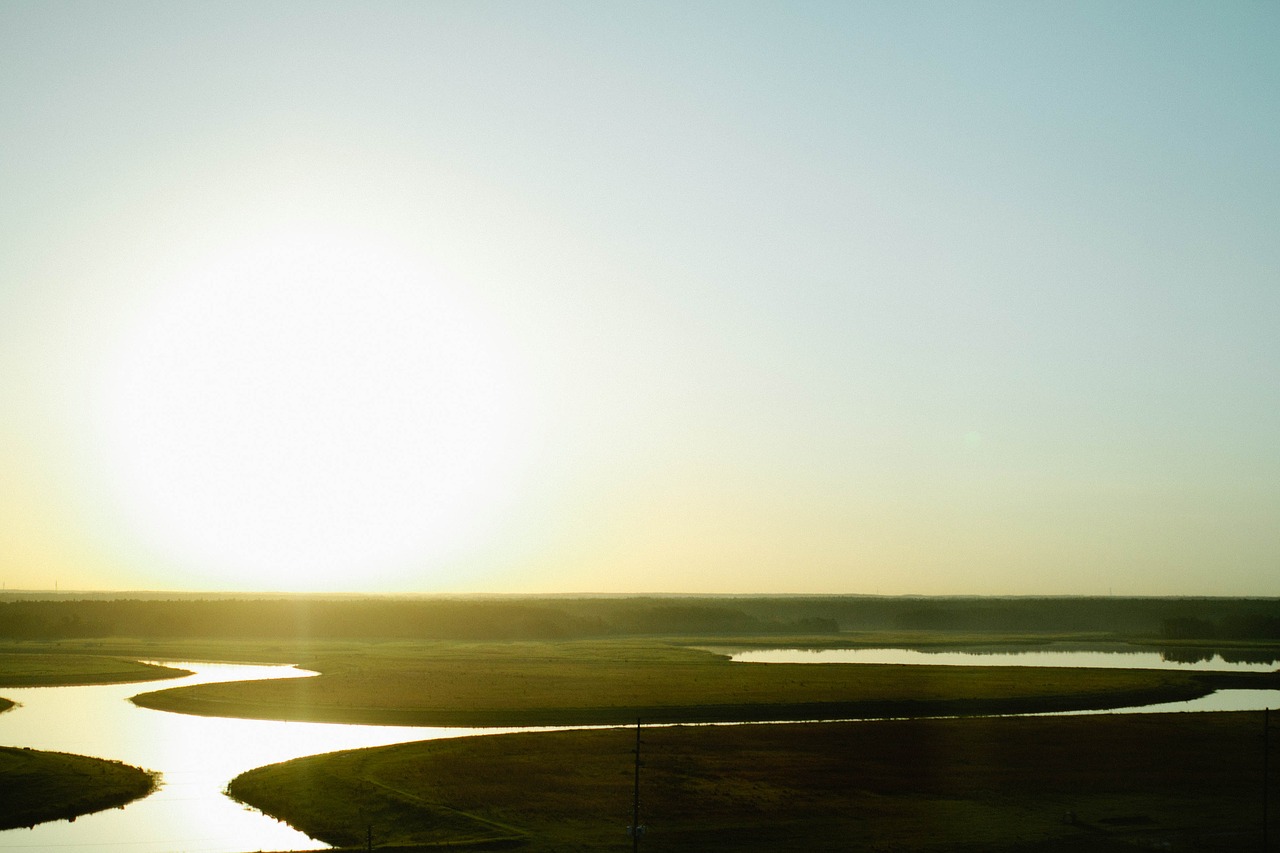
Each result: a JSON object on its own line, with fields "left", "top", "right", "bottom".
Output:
{"left": 4, "top": 630, "right": 1277, "bottom": 849}
{"left": 0, "top": 653, "right": 187, "bottom": 687}
{"left": 231, "top": 711, "right": 1277, "bottom": 852}
{"left": 5, "top": 601, "right": 1274, "bottom": 845}
{"left": 126, "top": 639, "right": 1251, "bottom": 727}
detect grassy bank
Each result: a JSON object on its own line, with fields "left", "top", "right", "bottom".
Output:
{"left": 0, "top": 746, "right": 156, "bottom": 830}
{"left": 125, "top": 639, "right": 1254, "bottom": 727}
{"left": 231, "top": 711, "right": 1278, "bottom": 852}
{"left": 0, "top": 652, "right": 188, "bottom": 687}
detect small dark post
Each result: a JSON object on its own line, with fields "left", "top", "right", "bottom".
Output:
{"left": 1265, "top": 708, "right": 1271, "bottom": 851}
{"left": 367, "top": 823, "right": 373, "bottom": 852}
{"left": 633, "top": 718, "right": 642, "bottom": 852}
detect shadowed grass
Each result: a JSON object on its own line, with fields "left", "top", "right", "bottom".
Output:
{"left": 0, "top": 746, "right": 157, "bottom": 830}
{"left": 127, "top": 639, "right": 1248, "bottom": 727}
{"left": 0, "top": 657, "right": 168, "bottom": 832}
{"left": 232, "top": 711, "right": 1277, "bottom": 852}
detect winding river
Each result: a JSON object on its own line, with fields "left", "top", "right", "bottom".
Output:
{"left": 0, "top": 662, "right": 519, "bottom": 853}
{"left": 0, "top": 648, "right": 1276, "bottom": 852}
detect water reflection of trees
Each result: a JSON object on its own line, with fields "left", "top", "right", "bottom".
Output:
{"left": 1159, "top": 647, "right": 1279, "bottom": 666}
{"left": 1160, "top": 647, "right": 1215, "bottom": 665}
{"left": 1218, "top": 648, "right": 1280, "bottom": 665}
{"left": 923, "top": 647, "right": 1046, "bottom": 656}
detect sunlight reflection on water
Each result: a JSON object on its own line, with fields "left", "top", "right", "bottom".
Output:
{"left": 1, "top": 652, "right": 1276, "bottom": 851}
{"left": 0, "top": 661, "right": 512, "bottom": 853}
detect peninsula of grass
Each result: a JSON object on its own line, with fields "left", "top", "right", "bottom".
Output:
{"left": 0, "top": 653, "right": 188, "bottom": 687}
{"left": 230, "top": 710, "right": 1277, "bottom": 852}
{"left": 127, "top": 639, "right": 1271, "bottom": 727}
{"left": 0, "top": 746, "right": 157, "bottom": 830}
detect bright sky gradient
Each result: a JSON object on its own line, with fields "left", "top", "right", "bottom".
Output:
{"left": 2, "top": 2, "right": 1277, "bottom": 595}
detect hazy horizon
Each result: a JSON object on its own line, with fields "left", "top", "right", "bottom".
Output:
{"left": 9, "top": 588, "right": 1263, "bottom": 599}
{"left": 2, "top": 2, "right": 1277, "bottom": 597}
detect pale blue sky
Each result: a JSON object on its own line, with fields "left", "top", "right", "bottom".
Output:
{"left": 2, "top": 1, "right": 1277, "bottom": 594}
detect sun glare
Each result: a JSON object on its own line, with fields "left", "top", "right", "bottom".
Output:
{"left": 96, "top": 229, "right": 532, "bottom": 590}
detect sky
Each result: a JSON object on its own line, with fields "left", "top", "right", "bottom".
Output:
{"left": 1, "top": 1, "right": 1277, "bottom": 596}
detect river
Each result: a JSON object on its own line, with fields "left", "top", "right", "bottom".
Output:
{"left": 0, "top": 661, "right": 520, "bottom": 853}
{"left": 728, "top": 645, "right": 1280, "bottom": 714}
{"left": 728, "top": 645, "right": 1278, "bottom": 671}
{"left": 1, "top": 649, "right": 1276, "bottom": 852}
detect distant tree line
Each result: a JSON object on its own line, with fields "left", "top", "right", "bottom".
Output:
{"left": 1160, "top": 614, "right": 1280, "bottom": 641}
{"left": 0, "top": 598, "right": 837, "bottom": 642}
{"left": 0, "top": 595, "right": 1277, "bottom": 643}
{"left": 714, "top": 595, "right": 1280, "bottom": 638}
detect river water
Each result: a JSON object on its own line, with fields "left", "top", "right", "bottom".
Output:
{"left": 1, "top": 649, "right": 1276, "bottom": 852}
{"left": 0, "top": 661, "right": 515, "bottom": 853}
{"left": 729, "top": 646, "right": 1278, "bottom": 672}
{"left": 729, "top": 646, "right": 1280, "bottom": 714}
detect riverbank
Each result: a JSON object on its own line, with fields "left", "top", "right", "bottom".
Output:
{"left": 0, "top": 653, "right": 188, "bottom": 687}
{"left": 120, "top": 639, "right": 1262, "bottom": 727}
{"left": 0, "top": 746, "right": 156, "bottom": 830}
{"left": 231, "top": 710, "right": 1278, "bottom": 852}
{"left": 0, "top": 653, "right": 187, "bottom": 722}
{"left": 0, "top": 655, "right": 177, "bottom": 835}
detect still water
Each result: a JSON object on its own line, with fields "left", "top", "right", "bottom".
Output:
{"left": 730, "top": 646, "right": 1278, "bottom": 671}
{"left": 0, "top": 661, "right": 511, "bottom": 853}
{"left": 730, "top": 646, "right": 1280, "bottom": 714}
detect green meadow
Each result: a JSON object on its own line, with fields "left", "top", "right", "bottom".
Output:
{"left": 120, "top": 635, "right": 1278, "bottom": 850}
{"left": 0, "top": 653, "right": 186, "bottom": 687}
{"left": 126, "top": 639, "right": 1254, "bottom": 727}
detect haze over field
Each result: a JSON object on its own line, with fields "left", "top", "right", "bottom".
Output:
{"left": 1, "top": 2, "right": 1276, "bottom": 596}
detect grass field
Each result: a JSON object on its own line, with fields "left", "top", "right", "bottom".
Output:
{"left": 0, "top": 746, "right": 156, "bottom": 830}
{"left": 125, "top": 639, "right": 1255, "bottom": 727}
{"left": 4, "top": 635, "right": 1277, "bottom": 849}
{"left": 0, "top": 652, "right": 187, "bottom": 687}
{"left": 231, "top": 711, "right": 1278, "bottom": 852}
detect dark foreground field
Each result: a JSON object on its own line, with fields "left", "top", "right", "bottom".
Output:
{"left": 233, "top": 712, "right": 1276, "bottom": 853}
{"left": 0, "top": 746, "right": 156, "bottom": 830}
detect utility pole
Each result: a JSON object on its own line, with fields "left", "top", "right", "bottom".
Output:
{"left": 629, "top": 717, "right": 645, "bottom": 851}
{"left": 1266, "top": 708, "right": 1271, "bottom": 851}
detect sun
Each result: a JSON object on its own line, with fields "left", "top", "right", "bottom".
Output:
{"left": 96, "top": 228, "right": 532, "bottom": 591}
